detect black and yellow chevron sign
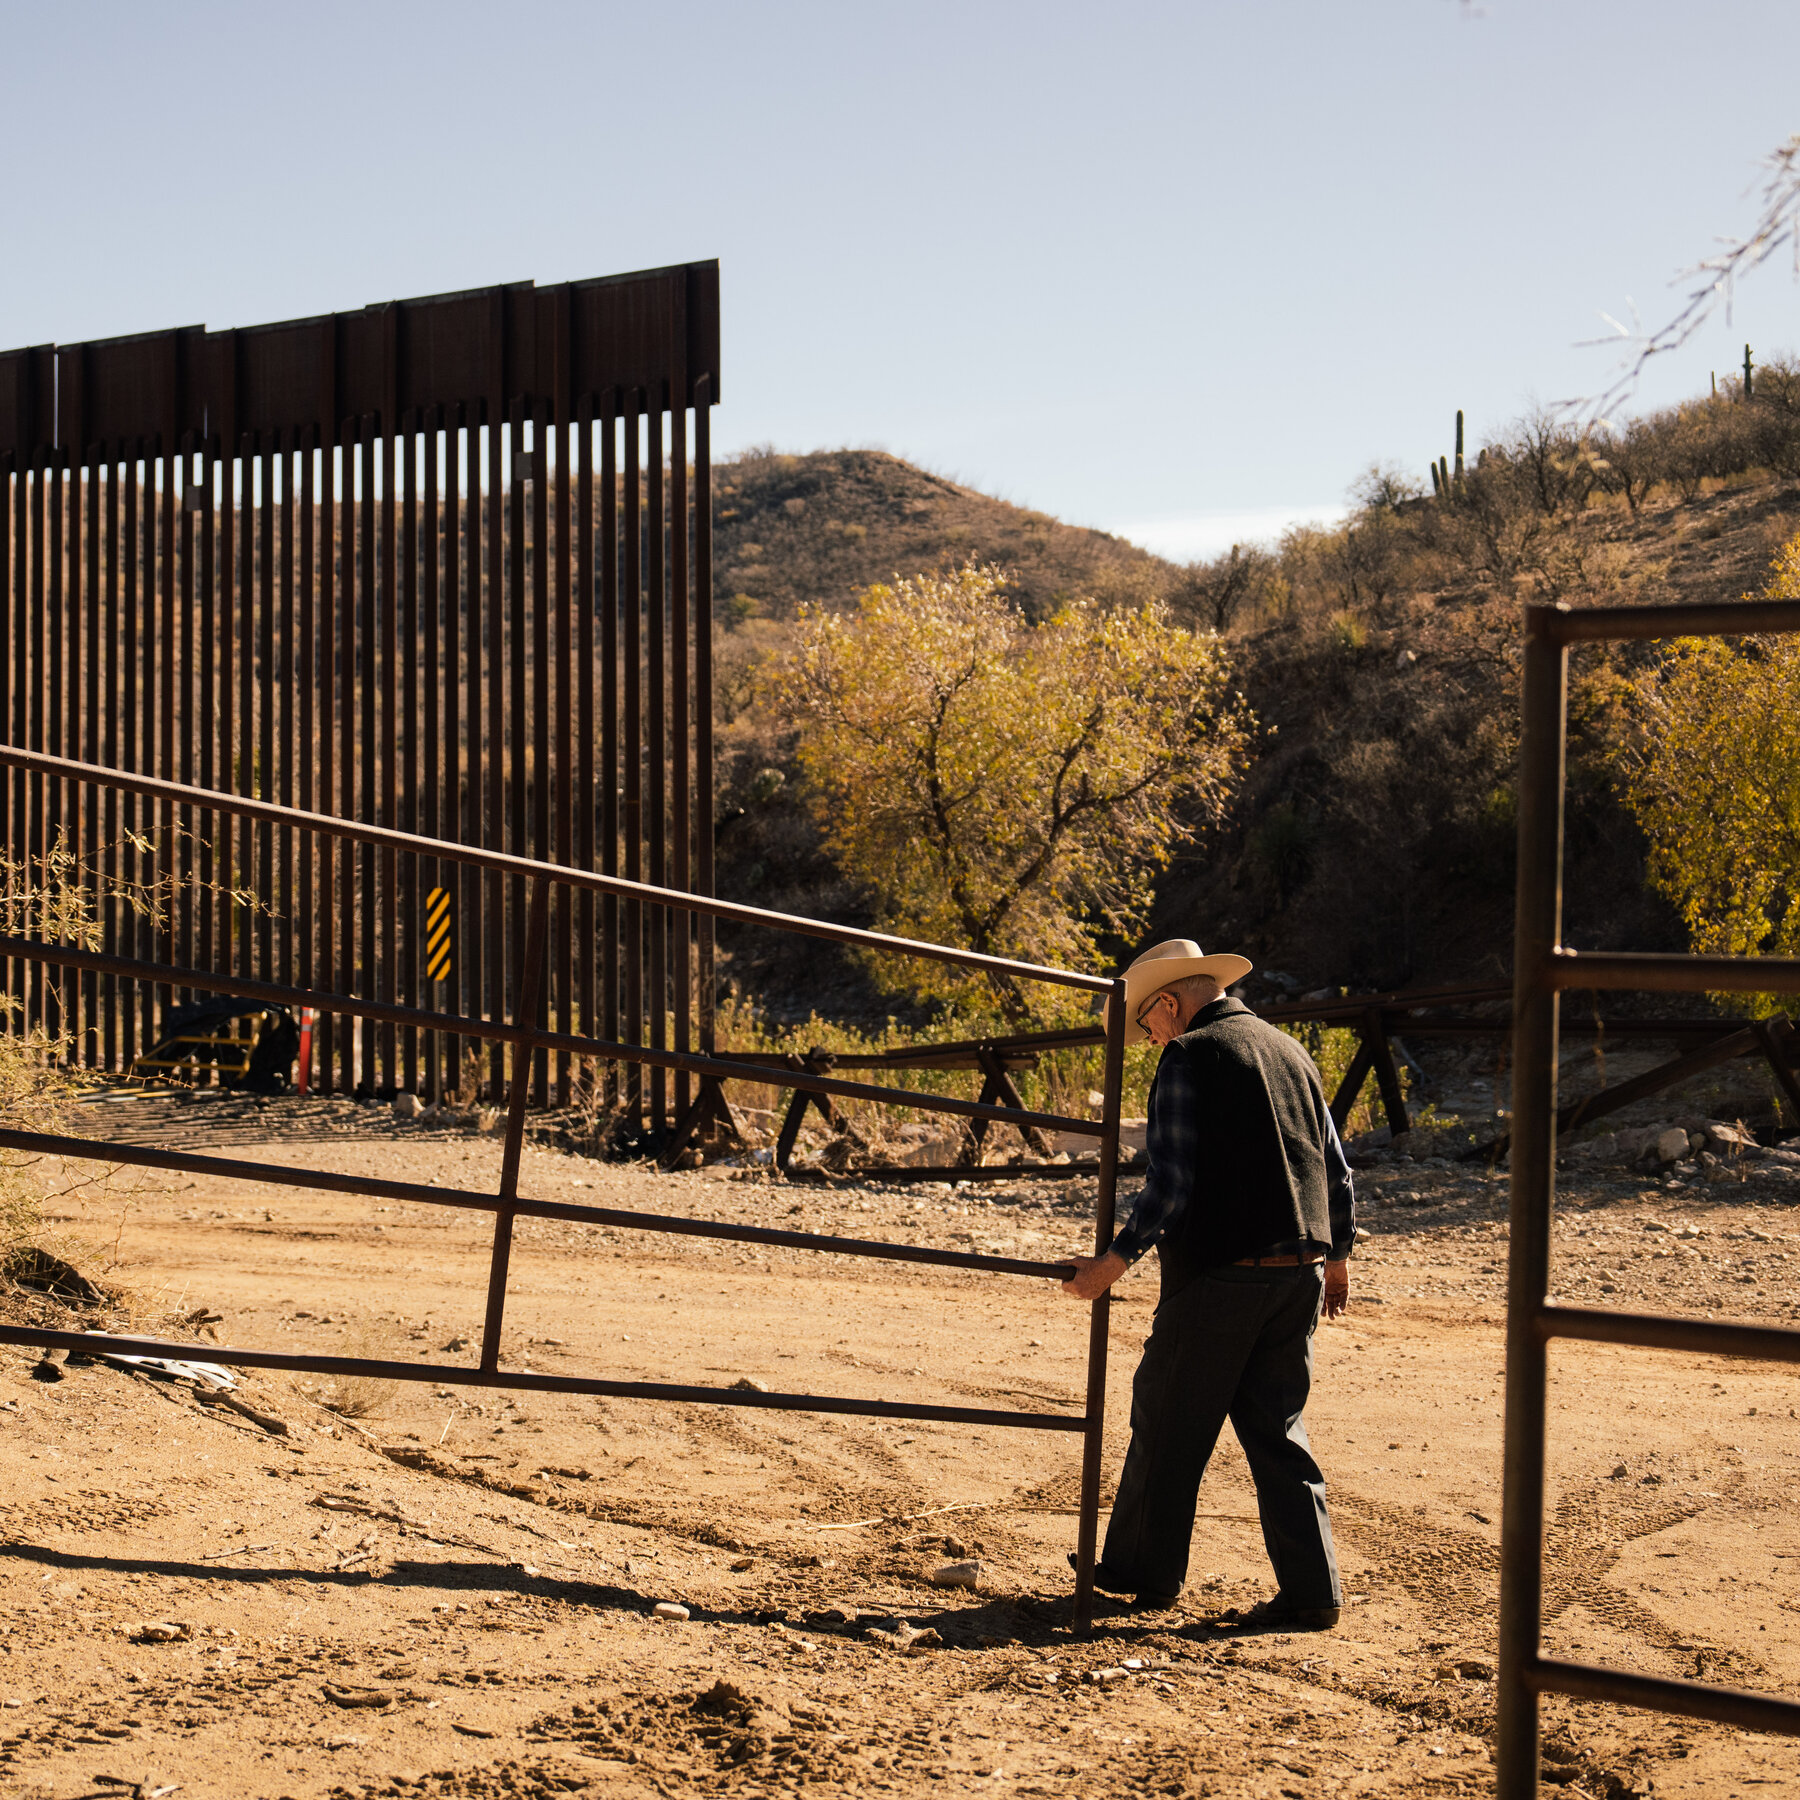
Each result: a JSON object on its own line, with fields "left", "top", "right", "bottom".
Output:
{"left": 424, "top": 886, "right": 454, "bottom": 982}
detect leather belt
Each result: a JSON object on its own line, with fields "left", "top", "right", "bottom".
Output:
{"left": 1234, "top": 1252, "right": 1326, "bottom": 1267}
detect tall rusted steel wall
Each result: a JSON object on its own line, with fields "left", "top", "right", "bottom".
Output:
{"left": 0, "top": 263, "right": 719, "bottom": 1122}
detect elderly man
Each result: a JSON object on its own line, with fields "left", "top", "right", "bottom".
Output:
{"left": 1063, "top": 938, "right": 1355, "bottom": 1626}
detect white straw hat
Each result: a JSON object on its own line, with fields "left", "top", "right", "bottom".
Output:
{"left": 1107, "top": 938, "right": 1253, "bottom": 1045}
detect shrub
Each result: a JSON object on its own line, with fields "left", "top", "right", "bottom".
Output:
{"left": 774, "top": 564, "right": 1254, "bottom": 1014}
{"left": 1248, "top": 803, "right": 1316, "bottom": 907}
{"left": 1746, "top": 354, "right": 1800, "bottom": 477}
{"left": 1172, "top": 543, "right": 1278, "bottom": 634}
{"left": 1592, "top": 416, "right": 1665, "bottom": 513}
{"left": 1506, "top": 407, "right": 1600, "bottom": 518}
{"left": 1620, "top": 529, "right": 1800, "bottom": 1006}
{"left": 320, "top": 1318, "right": 403, "bottom": 1418}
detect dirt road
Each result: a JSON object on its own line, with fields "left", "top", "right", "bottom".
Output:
{"left": 2, "top": 1093, "right": 1797, "bottom": 1799}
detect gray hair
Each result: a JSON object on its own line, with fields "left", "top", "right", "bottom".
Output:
{"left": 1163, "top": 971, "right": 1224, "bottom": 1006}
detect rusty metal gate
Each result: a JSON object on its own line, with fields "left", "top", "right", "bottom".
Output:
{"left": 0, "top": 742, "right": 1128, "bottom": 1631}
{"left": 1499, "top": 596, "right": 1800, "bottom": 1794}
{"left": 0, "top": 263, "right": 718, "bottom": 1125}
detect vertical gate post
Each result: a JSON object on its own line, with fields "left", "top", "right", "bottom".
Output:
{"left": 1497, "top": 606, "right": 1568, "bottom": 1799}
{"left": 622, "top": 390, "right": 644, "bottom": 1118}
{"left": 1074, "top": 975, "right": 1130, "bottom": 1633}
{"left": 479, "top": 875, "right": 552, "bottom": 1375}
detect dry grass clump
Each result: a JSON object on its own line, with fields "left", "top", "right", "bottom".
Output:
{"left": 0, "top": 838, "right": 126, "bottom": 1295}
{"left": 318, "top": 1318, "right": 404, "bottom": 1419}
{"left": 0, "top": 1032, "right": 81, "bottom": 1270}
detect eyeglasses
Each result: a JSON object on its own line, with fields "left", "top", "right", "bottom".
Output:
{"left": 1135, "top": 989, "right": 1175, "bottom": 1031}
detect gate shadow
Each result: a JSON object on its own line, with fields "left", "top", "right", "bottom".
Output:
{"left": 2, "top": 1540, "right": 1182, "bottom": 1649}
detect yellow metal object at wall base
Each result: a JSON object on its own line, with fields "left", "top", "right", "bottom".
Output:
{"left": 424, "top": 885, "right": 454, "bottom": 983}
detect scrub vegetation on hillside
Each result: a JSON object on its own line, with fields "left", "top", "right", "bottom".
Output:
{"left": 713, "top": 365, "right": 1800, "bottom": 1029}
{"left": 1620, "top": 534, "right": 1800, "bottom": 989}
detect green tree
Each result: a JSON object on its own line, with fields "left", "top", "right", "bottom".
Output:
{"left": 1622, "top": 532, "right": 1800, "bottom": 986}
{"left": 775, "top": 563, "right": 1254, "bottom": 1012}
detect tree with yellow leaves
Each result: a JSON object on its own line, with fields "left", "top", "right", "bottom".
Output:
{"left": 1622, "top": 532, "right": 1800, "bottom": 983}
{"left": 775, "top": 564, "right": 1254, "bottom": 1012}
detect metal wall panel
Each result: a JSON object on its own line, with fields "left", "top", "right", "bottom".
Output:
{"left": 0, "top": 264, "right": 719, "bottom": 1124}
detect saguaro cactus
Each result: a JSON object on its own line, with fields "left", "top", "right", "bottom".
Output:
{"left": 1744, "top": 344, "right": 1755, "bottom": 400}
{"left": 1430, "top": 413, "right": 1467, "bottom": 500}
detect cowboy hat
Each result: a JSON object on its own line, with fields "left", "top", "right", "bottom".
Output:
{"left": 1108, "top": 938, "right": 1254, "bottom": 1044}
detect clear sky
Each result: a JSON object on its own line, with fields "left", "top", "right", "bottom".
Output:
{"left": 4, "top": 0, "right": 1797, "bottom": 560}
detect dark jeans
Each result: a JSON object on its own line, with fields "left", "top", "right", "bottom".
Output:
{"left": 1100, "top": 1262, "right": 1341, "bottom": 1605}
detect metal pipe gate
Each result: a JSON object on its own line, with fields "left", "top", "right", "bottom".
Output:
{"left": 0, "top": 744, "right": 1131, "bottom": 1632}
{"left": 1498, "top": 596, "right": 1800, "bottom": 1794}
{"left": 0, "top": 264, "right": 718, "bottom": 1127}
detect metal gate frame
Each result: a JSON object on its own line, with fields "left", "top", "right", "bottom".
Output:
{"left": 1499, "top": 596, "right": 1800, "bottom": 1794}
{"left": 0, "top": 743, "right": 1130, "bottom": 1632}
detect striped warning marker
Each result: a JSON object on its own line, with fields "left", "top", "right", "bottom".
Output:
{"left": 424, "top": 886, "right": 454, "bottom": 982}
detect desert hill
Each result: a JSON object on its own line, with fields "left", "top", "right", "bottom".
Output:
{"left": 712, "top": 447, "right": 1173, "bottom": 623}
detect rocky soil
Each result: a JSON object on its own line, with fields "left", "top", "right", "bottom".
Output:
{"left": 1, "top": 1085, "right": 1798, "bottom": 1800}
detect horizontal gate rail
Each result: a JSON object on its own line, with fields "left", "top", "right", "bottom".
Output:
{"left": 1549, "top": 948, "right": 1800, "bottom": 992}
{"left": 0, "top": 743, "right": 1105, "bottom": 992}
{"left": 758, "top": 1026, "right": 1109, "bottom": 1066}
{"left": 1525, "top": 1658, "right": 1800, "bottom": 1736}
{"left": 0, "top": 745, "right": 1129, "bottom": 1631}
{"left": 786, "top": 1161, "right": 1104, "bottom": 1186}
{"left": 1545, "top": 596, "right": 1800, "bottom": 640}
{"left": 0, "top": 1325, "right": 1082, "bottom": 1434}
{"left": 1538, "top": 1303, "right": 1800, "bottom": 1365}
{"left": 0, "top": 1125, "right": 1076, "bottom": 1281}
{"left": 1499, "top": 596, "right": 1800, "bottom": 1795}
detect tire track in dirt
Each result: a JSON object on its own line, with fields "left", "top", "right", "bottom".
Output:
{"left": 1332, "top": 1448, "right": 1759, "bottom": 1684}
{"left": 1541, "top": 1450, "right": 1763, "bottom": 1684}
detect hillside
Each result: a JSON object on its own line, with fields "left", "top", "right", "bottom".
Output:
{"left": 706, "top": 413, "right": 1800, "bottom": 1021}
{"left": 1155, "top": 471, "right": 1800, "bottom": 999}
{"left": 713, "top": 447, "right": 1174, "bottom": 623}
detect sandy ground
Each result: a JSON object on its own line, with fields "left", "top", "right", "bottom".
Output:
{"left": 2, "top": 1088, "right": 1799, "bottom": 1800}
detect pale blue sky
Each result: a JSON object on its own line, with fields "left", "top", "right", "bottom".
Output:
{"left": 4, "top": 1, "right": 1797, "bottom": 559}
